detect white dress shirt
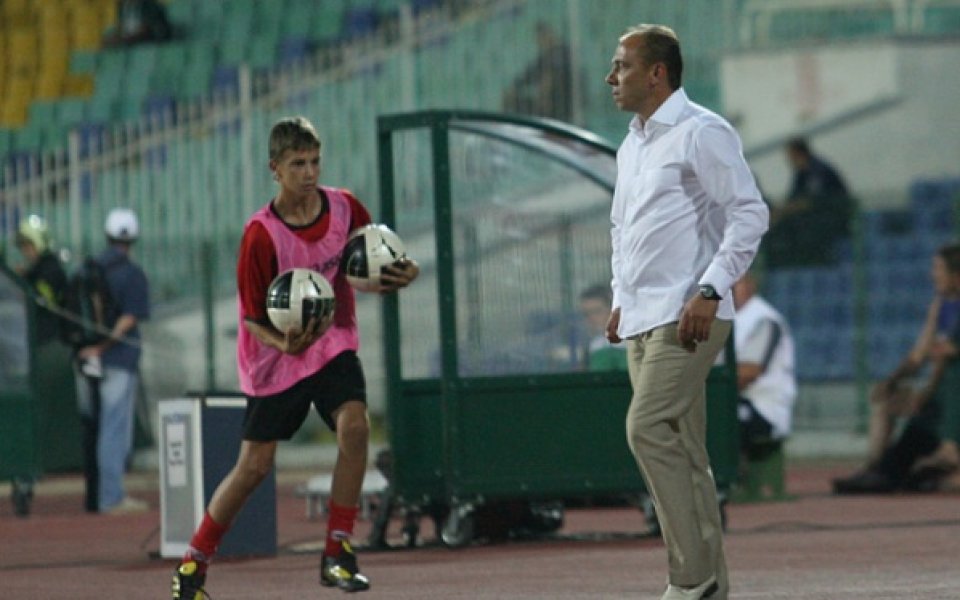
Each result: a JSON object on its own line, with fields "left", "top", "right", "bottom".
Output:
{"left": 610, "top": 88, "right": 768, "bottom": 338}
{"left": 735, "top": 295, "right": 797, "bottom": 438}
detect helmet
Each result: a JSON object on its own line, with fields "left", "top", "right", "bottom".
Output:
{"left": 105, "top": 208, "right": 139, "bottom": 242}
{"left": 16, "top": 214, "right": 51, "bottom": 253}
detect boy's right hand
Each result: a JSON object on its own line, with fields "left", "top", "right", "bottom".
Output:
{"left": 281, "top": 315, "right": 332, "bottom": 354}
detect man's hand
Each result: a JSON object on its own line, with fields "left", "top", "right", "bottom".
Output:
{"left": 379, "top": 258, "right": 420, "bottom": 293}
{"left": 678, "top": 294, "right": 719, "bottom": 352}
{"left": 606, "top": 307, "right": 622, "bottom": 344}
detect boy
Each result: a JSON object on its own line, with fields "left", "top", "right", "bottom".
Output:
{"left": 172, "top": 116, "right": 419, "bottom": 598}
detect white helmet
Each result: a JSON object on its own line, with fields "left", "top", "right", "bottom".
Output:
{"left": 105, "top": 208, "right": 139, "bottom": 242}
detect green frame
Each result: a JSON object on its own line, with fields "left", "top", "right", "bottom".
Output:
{"left": 376, "top": 110, "right": 739, "bottom": 507}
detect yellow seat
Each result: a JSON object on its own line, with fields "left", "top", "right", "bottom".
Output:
{"left": 0, "top": 96, "right": 31, "bottom": 127}
{"left": 35, "top": 72, "right": 65, "bottom": 100}
{"left": 1, "top": 0, "right": 31, "bottom": 19}
{"left": 63, "top": 72, "right": 95, "bottom": 97}
{"left": 6, "top": 27, "right": 40, "bottom": 71}
{"left": 69, "top": 1, "right": 104, "bottom": 51}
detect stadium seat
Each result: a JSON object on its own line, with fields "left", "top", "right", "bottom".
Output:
{"left": 69, "top": 1, "right": 105, "bottom": 51}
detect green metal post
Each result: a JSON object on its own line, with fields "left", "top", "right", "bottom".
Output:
{"left": 852, "top": 207, "right": 869, "bottom": 433}
{"left": 201, "top": 240, "right": 216, "bottom": 391}
{"left": 431, "top": 119, "right": 461, "bottom": 489}
{"left": 377, "top": 126, "right": 402, "bottom": 407}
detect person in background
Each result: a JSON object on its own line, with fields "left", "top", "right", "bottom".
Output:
{"left": 764, "top": 137, "right": 855, "bottom": 268}
{"left": 579, "top": 284, "right": 627, "bottom": 371}
{"left": 605, "top": 23, "right": 768, "bottom": 600}
{"left": 75, "top": 208, "right": 151, "bottom": 514}
{"left": 171, "top": 117, "right": 419, "bottom": 599}
{"left": 103, "top": 0, "right": 172, "bottom": 47}
{"left": 14, "top": 215, "right": 67, "bottom": 345}
{"left": 833, "top": 243, "right": 960, "bottom": 494}
{"left": 732, "top": 271, "right": 797, "bottom": 461}
{"left": 501, "top": 21, "right": 573, "bottom": 122}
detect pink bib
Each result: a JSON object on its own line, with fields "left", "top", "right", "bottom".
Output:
{"left": 237, "top": 187, "right": 360, "bottom": 396}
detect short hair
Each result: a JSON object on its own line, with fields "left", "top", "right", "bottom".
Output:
{"left": 937, "top": 243, "right": 960, "bottom": 274}
{"left": 621, "top": 24, "right": 682, "bottom": 90}
{"left": 269, "top": 116, "right": 321, "bottom": 162}
{"left": 580, "top": 284, "right": 613, "bottom": 307}
{"left": 786, "top": 137, "right": 811, "bottom": 157}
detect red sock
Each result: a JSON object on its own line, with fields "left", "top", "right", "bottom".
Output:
{"left": 183, "top": 512, "right": 229, "bottom": 570}
{"left": 324, "top": 501, "right": 359, "bottom": 556}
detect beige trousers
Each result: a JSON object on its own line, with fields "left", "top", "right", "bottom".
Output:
{"left": 626, "top": 320, "right": 731, "bottom": 598}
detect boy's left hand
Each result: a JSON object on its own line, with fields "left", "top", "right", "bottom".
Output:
{"left": 379, "top": 258, "right": 420, "bottom": 293}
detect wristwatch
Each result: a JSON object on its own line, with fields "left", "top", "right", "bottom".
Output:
{"left": 699, "top": 284, "right": 722, "bottom": 301}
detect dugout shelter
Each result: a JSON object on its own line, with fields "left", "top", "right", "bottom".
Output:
{"left": 372, "top": 110, "right": 740, "bottom": 546}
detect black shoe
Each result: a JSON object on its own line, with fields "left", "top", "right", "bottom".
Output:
{"left": 832, "top": 469, "right": 896, "bottom": 494}
{"left": 321, "top": 540, "right": 370, "bottom": 592}
{"left": 171, "top": 560, "right": 209, "bottom": 599}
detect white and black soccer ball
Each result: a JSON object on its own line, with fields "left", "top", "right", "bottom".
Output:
{"left": 340, "top": 224, "right": 407, "bottom": 293}
{"left": 266, "top": 268, "right": 335, "bottom": 333}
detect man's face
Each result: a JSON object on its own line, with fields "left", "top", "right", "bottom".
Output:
{"left": 15, "top": 239, "right": 38, "bottom": 263}
{"left": 606, "top": 37, "right": 652, "bottom": 114}
{"left": 932, "top": 255, "right": 957, "bottom": 295}
{"left": 271, "top": 147, "right": 321, "bottom": 200}
{"left": 785, "top": 147, "right": 806, "bottom": 171}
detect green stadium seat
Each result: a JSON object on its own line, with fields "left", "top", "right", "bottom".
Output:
{"left": 151, "top": 44, "right": 189, "bottom": 95}
{"left": 314, "top": 3, "right": 347, "bottom": 42}
{"left": 29, "top": 100, "right": 60, "bottom": 125}
{"left": 281, "top": 0, "right": 316, "bottom": 38}
{"left": 69, "top": 49, "right": 98, "bottom": 75}
{"left": 58, "top": 98, "right": 88, "bottom": 127}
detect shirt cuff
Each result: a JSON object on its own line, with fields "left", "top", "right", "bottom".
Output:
{"left": 700, "top": 264, "right": 735, "bottom": 299}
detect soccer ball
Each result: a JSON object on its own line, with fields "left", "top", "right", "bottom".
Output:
{"left": 266, "top": 268, "right": 335, "bottom": 333}
{"left": 340, "top": 223, "right": 407, "bottom": 293}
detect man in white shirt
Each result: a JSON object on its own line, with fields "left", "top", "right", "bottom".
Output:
{"left": 732, "top": 271, "right": 797, "bottom": 459}
{"left": 604, "top": 24, "right": 768, "bottom": 600}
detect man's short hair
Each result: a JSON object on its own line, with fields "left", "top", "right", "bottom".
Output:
{"left": 269, "top": 116, "right": 321, "bottom": 162}
{"left": 580, "top": 284, "right": 613, "bottom": 307}
{"left": 938, "top": 243, "right": 960, "bottom": 274}
{"left": 786, "top": 137, "right": 811, "bottom": 157}
{"left": 621, "top": 24, "right": 682, "bottom": 90}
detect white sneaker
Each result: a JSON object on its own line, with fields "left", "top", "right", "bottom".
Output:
{"left": 661, "top": 575, "right": 718, "bottom": 599}
{"left": 103, "top": 496, "right": 149, "bottom": 515}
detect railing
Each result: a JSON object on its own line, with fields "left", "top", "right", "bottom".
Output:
{"left": 740, "top": 0, "right": 960, "bottom": 47}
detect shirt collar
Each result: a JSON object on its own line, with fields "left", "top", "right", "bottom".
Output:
{"left": 629, "top": 88, "right": 689, "bottom": 135}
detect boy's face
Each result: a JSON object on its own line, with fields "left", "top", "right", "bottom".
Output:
{"left": 580, "top": 297, "right": 609, "bottom": 335}
{"left": 271, "top": 146, "right": 321, "bottom": 200}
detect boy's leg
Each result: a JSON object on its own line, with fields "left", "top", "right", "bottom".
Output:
{"left": 326, "top": 400, "right": 370, "bottom": 550}
{"left": 320, "top": 399, "right": 371, "bottom": 592}
{"left": 172, "top": 440, "right": 277, "bottom": 599}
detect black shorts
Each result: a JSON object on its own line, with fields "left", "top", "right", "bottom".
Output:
{"left": 737, "top": 397, "right": 777, "bottom": 457}
{"left": 242, "top": 350, "right": 366, "bottom": 441}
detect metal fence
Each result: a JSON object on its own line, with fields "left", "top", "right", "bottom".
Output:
{"left": 0, "top": 0, "right": 957, "bottom": 431}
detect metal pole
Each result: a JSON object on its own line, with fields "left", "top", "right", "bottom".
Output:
{"left": 201, "top": 240, "right": 217, "bottom": 391}
{"left": 67, "top": 131, "right": 82, "bottom": 254}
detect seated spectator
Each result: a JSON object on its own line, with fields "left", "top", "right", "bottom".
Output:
{"left": 764, "top": 137, "right": 855, "bottom": 268}
{"left": 732, "top": 270, "right": 797, "bottom": 460}
{"left": 833, "top": 243, "right": 960, "bottom": 493}
{"left": 103, "top": 0, "right": 172, "bottom": 48}
{"left": 501, "top": 21, "right": 573, "bottom": 122}
{"left": 578, "top": 284, "right": 626, "bottom": 371}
